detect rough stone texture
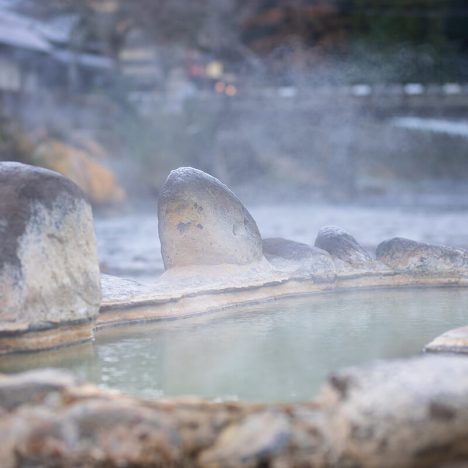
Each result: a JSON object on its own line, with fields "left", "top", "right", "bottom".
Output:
{"left": 0, "top": 368, "right": 81, "bottom": 411}
{"left": 263, "top": 237, "right": 336, "bottom": 280}
{"left": 158, "top": 167, "right": 262, "bottom": 269}
{"left": 320, "top": 356, "right": 468, "bottom": 467}
{"left": 425, "top": 325, "right": 468, "bottom": 354}
{"left": 198, "top": 411, "right": 292, "bottom": 467}
{"left": 157, "top": 258, "right": 282, "bottom": 294}
{"left": 4, "top": 356, "right": 468, "bottom": 467}
{"left": 314, "top": 226, "right": 371, "bottom": 268}
{"left": 376, "top": 237, "right": 468, "bottom": 275}
{"left": 0, "top": 162, "right": 101, "bottom": 328}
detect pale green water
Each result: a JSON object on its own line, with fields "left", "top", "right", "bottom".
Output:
{"left": 1, "top": 288, "right": 468, "bottom": 402}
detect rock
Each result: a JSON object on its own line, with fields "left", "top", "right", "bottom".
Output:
{"left": 264, "top": 237, "right": 324, "bottom": 262}
{"left": 315, "top": 226, "right": 388, "bottom": 278}
{"left": 0, "top": 162, "right": 101, "bottom": 350}
{"left": 33, "top": 138, "right": 126, "bottom": 206}
{"left": 1, "top": 396, "right": 182, "bottom": 468}
{"left": 263, "top": 237, "right": 336, "bottom": 280}
{"left": 4, "top": 358, "right": 468, "bottom": 467}
{"left": 158, "top": 167, "right": 262, "bottom": 269}
{"left": 425, "top": 325, "right": 468, "bottom": 354}
{"left": 376, "top": 237, "right": 468, "bottom": 275}
{"left": 198, "top": 411, "right": 291, "bottom": 467}
{"left": 0, "top": 368, "right": 81, "bottom": 412}
{"left": 315, "top": 226, "right": 372, "bottom": 265}
{"left": 319, "top": 355, "right": 468, "bottom": 467}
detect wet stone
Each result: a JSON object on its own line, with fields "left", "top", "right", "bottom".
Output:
{"left": 198, "top": 411, "right": 291, "bottom": 467}
{"left": 314, "top": 226, "right": 380, "bottom": 273}
{"left": 315, "top": 226, "right": 371, "bottom": 264}
{"left": 0, "top": 368, "right": 81, "bottom": 412}
{"left": 376, "top": 237, "right": 468, "bottom": 275}
{"left": 158, "top": 167, "right": 263, "bottom": 269}
{"left": 263, "top": 237, "right": 336, "bottom": 280}
{"left": 4, "top": 358, "right": 468, "bottom": 467}
{"left": 425, "top": 325, "right": 468, "bottom": 354}
{"left": 319, "top": 355, "right": 468, "bottom": 467}
{"left": 0, "top": 162, "right": 101, "bottom": 331}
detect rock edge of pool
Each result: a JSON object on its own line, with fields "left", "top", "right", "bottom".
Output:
{"left": 2, "top": 163, "right": 468, "bottom": 466}
{"left": 3, "top": 356, "right": 468, "bottom": 467}
{"left": 2, "top": 163, "right": 467, "bottom": 354}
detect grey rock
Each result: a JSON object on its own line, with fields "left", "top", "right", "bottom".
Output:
{"left": 263, "top": 237, "right": 336, "bottom": 280}
{"left": 376, "top": 237, "right": 468, "bottom": 274}
{"left": 0, "top": 368, "right": 81, "bottom": 411}
{"left": 0, "top": 162, "right": 101, "bottom": 327}
{"left": 263, "top": 237, "right": 324, "bottom": 262}
{"left": 314, "top": 226, "right": 373, "bottom": 266}
{"left": 198, "top": 411, "right": 291, "bottom": 467}
{"left": 424, "top": 325, "right": 468, "bottom": 354}
{"left": 320, "top": 355, "right": 468, "bottom": 467}
{"left": 1, "top": 394, "right": 181, "bottom": 468}
{"left": 4, "top": 358, "right": 468, "bottom": 467}
{"left": 158, "top": 167, "right": 262, "bottom": 269}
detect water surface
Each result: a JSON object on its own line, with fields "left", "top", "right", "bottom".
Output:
{"left": 1, "top": 287, "right": 467, "bottom": 402}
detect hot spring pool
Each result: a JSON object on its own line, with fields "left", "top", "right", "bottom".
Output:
{"left": 1, "top": 287, "right": 467, "bottom": 402}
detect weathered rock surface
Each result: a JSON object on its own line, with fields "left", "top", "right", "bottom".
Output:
{"left": 314, "top": 226, "right": 384, "bottom": 273}
{"left": 320, "top": 356, "right": 468, "bottom": 467}
{"left": 0, "top": 368, "right": 81, "bottom": 411}
{"left": 376, "top": 237, "right": 468, "bottom": 275}
{"left": 3, "top": 356, "right": 468, "bottom": 467}
{"left": 0, "top": 162, "right": 101, "bottom": 341}
{"left": 158, "top": 167, "right": 262, "bottom": 269}
{"left": 263, "top": 237, "right": 336, "bottom": 280}
{"left": 198, "top": 411, "right": 292, "bottom": 467}
{"left": 425, "top": 325, "right": 468, "bottom": 354}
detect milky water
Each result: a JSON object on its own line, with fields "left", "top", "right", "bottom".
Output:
{"left": 2, "top": 288, "right": 467, "bottom": 402}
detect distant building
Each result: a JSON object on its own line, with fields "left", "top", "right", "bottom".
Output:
{"left": 0, "top": 8, "right": 115, "bottom": 96}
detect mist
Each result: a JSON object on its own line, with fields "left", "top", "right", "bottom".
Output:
{"left": 1, "top": 0, "right": 467, "bottom": 277}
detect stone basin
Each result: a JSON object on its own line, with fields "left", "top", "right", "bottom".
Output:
{"left": 2, "top": 164, "right": 468, "bottom": 466}
{"left": 1, "top": 164, "right": 468, "bottom": 353}
{"left": 4, "top": 356, "right": 468, "bottom": 467}
{"left": 2, "top": 287, "right": 468, "bottom": 403}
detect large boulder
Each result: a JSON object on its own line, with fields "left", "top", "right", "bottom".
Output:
{"left": 0, "top": 162, "right": 101, "bottom": 346}
{"left": 158, "top": 167, "right": 263, "bottom": 269}
{"left": 4, "top": 357, "right": 468, "bottom": 467}
{"left": 376, "top": 237, "right": 468, "bottom": 275}
{"left": 320, "top": 356, "right": 468, "bottom": 467}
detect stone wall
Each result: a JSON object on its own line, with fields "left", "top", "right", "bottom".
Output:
{"left": 3, "top": 356, "right": 468, "bottom": 467}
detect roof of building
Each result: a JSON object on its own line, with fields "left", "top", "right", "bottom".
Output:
{"left": 0, "top": 10, "right": 51, "bottom": 52}
{"left": 0, "top": 8, "right": 114, "bottom": 70}
{"left": 34, "top": 13, "right": 79, "bottom": 45}
{"left": 52, "top": 49, "right": 114, "bottom": 70}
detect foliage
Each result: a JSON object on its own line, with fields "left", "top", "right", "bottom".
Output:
{"left": 0, "top": 119, "right": 34, "bottom": 163}
{"left": 17, "top": 0, "right": 467, "bottom": 81}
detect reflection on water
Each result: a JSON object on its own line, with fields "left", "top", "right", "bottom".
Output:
{"left": 1, "top": 288, "right": 468, "bottom": 403}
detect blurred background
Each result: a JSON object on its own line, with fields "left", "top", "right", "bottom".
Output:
{"left": 0, "top": 0, "right": 467, "bottom": 279}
